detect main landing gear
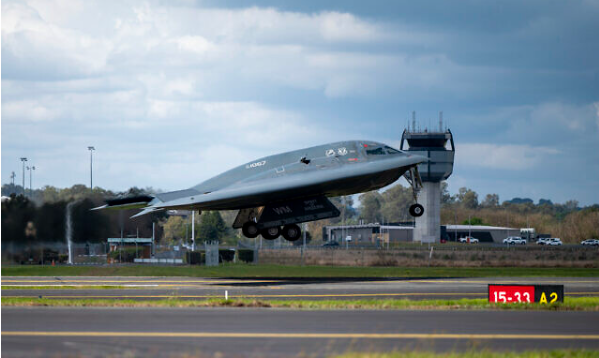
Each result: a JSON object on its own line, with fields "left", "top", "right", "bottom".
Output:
{"left": 242, "top": 222, "right": 302, "bottom": 241}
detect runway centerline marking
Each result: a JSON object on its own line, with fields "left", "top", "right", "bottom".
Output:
{"left": 3, "top": 331, "right": 599, "bottom": 340}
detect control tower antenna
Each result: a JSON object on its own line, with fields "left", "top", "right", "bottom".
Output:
{"left": 412, "top": 111, "right": 416, "bottom": 133}
{"left": 439, "top": 111, "right": 443, "bottom": 132}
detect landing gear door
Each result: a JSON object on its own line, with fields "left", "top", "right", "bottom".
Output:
{"left": 257, "top": 196, "right": 340, "bottom": 229}
{"left": 232, "top": 206, "right": 264, "bottom": 229}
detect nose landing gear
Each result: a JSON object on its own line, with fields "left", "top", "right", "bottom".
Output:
{"left": 409, "top": 203, "right": 424, "bottom": 217}
{"left": 404, "top": 166, "right": 425, "bottom": 218}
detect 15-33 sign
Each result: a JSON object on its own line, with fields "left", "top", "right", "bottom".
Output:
{"left": 488, "top": 284, "right": 564, "bottom": 304}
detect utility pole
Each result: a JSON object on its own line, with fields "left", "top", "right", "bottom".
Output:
{"left": 468, "top": 214, "right": 471, "bottom": 239}
{"left": 191, "top": 211, "right": 195, "bottom": 251}
{"left": 20, "top": 158, "right": 27, "bottom": 196}
{"left": 88, "top": 147, "right": 95, "bottom": 192}
{"left": 10, "top": 171, "right": 15, "bottom": 186}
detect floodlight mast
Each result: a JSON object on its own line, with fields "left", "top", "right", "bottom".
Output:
{"left": 88, "top": 146, "right": 95, "bottom": 192}
{"left": 26, "top": 165, "right": 35, "bottom": 198}
{"left": 20, "top": 158, "right": 27, "bottom": 196}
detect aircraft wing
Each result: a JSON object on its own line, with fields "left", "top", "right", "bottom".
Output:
{"left": 95, "top": 154, "right": 425, "bottom": 218}
{"left": 150, "top": 154, "right": 425, "bottom": 212}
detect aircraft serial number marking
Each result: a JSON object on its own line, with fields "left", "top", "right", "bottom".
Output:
{"left": 246, "top": 161, "right": 266, "bottom": 169}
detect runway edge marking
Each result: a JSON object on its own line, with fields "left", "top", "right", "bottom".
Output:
{"left": 3, "top": 331, "right": 599, "bottom": 340}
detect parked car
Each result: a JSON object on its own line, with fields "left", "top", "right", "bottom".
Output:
{"left": 321, "top": 241, "right": 340, "bottom": 248}
{"left": 459, "top": 236, "right": 479, "bottom": 244}
{"left": 581, "top": 239, "right": 599, "bottom": 246}
{"left": 536, "top": 238, "right": 549, "bottom": 245}
{"left": 545, "top": 238, "right": 562, "bottom": 246}
{"left": 503, "top": 236, "right": 527, "bottom": 245}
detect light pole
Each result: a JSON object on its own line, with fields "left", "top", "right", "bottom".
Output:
{"left": 20, "top": 158, "right": 27, "bottom": 196}
{"left": 88, "top": 146, "right": 95, "bottom": 192}
{"left": 26, "top": 166, "right": 35, "bottom": 198}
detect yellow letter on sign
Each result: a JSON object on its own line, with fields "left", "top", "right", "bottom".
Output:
{"left": 539, "top": 292, "right": 548, "bottom": 304}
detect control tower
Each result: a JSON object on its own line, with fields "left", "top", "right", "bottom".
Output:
{"left": 400, "top": 112, "right": 455, "bottom": 243}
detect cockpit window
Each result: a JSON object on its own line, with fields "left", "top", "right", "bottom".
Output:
{"left": 385, "top": 146, "right": 401, "bottom": 154}
{"left": 366, "top": 147, "right": 385, "bottom": 156}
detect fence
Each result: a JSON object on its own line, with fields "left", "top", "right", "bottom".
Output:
{"left": 257, "top": 245, "right": 599, "bottom": 267}
{"left": 3, "top": 241, "right": 597, "bottom": 267}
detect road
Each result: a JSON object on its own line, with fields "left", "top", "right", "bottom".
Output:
{"left": 2, "top": 276, "right": 599, "bottom": 300}
{"left": 3, "top": 307, "right": 599, "bottom": 357}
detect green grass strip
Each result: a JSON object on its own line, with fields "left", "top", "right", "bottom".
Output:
{"left": 332, "top": 350, "right": 599, "bottom": 358}
{"left": 2, "top": 297, "right": 598, "bottom": 311}
{"left": 3, "top": 265, "right": 598, "bottom": 278}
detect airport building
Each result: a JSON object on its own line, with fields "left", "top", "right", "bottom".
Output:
{"left": 323, "top": 223, "right": 520, "bottom": 244}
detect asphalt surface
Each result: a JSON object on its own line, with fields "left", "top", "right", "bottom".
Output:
{"left": 3, "top": 307, "right": 599, "bottom": 357}
{"left": 3, "top": 276, "right": 599, "bottom": 300}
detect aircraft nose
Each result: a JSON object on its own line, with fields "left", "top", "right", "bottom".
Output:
{"left": 404, "top": 154, "right": 429, "bottom": 165}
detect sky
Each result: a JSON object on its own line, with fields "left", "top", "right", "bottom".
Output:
{"left": 2, "top": 0, "right": 599, "bottom": 205}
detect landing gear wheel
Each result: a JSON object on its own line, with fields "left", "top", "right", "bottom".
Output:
{"left": 261, "top": 226, "right": 281, "bottom": 240}
{"left": 409, "top": 203, "right": 424, "bottom": 217}
{"left": 282, "top": 224, "right": 302, "bottom": 242}
{"left": 242, "top": 222, "right": 259, "bottom": 239}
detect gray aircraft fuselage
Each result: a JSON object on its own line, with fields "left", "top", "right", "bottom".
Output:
{"left": 97, "top": 140, "right": 427, "bottom": 239}
{"left": 99, "top": 140, "right": 427, "bottom": 221}
{"left": 157, "top": 140, "right": 424, "bottom": 210}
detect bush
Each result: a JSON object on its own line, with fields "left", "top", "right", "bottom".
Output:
{"left": 219, "top": 249, "right": 235, "bottom": 263}
{"left": 187, "top": 251, "right": 204, "bottom": 265}
{"left": 237, "top": 249, "right": 254, "bottom": 263}
{"left": 108, "top": 247, "right": 143, "bottom": 262}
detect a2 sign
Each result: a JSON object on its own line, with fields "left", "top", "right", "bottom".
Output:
{"left": 488, "top": 284, "right": 564, "bottom": 304}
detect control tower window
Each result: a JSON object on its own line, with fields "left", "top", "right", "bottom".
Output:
{"left": 366, "top": 147, "right": 385, "bottom": 156}
{"left": 385, "top": 146, "right": 401, "bottom": 154}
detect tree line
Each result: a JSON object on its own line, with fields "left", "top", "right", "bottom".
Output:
{"left": 2, "top": 182, "right": 598, "bottom": 246}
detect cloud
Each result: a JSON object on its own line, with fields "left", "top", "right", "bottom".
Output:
{"left": 1, "top": 0, "right": 598, "bottom": 205}
{"left": 458, "top": 143, "right": 560, "bottom": 170}
{"left": 1, "top": 2, "right": 111, "bottom": 80}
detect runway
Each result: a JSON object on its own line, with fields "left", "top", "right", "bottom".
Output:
{"left": 3, "top": 276, "right": 599, "bottom": 300}
{"left": 3, "top": 307, "right": 599, "bottom": 357}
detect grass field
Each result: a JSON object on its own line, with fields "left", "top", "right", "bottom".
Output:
{"left": 3, "top": 297, "right": 598, "bottom": 311}
{"left": 332, "top": 351, "right": 599, "bottom": 358}
{"left": 3, "top": 264, "right": 599, "bottom": 277}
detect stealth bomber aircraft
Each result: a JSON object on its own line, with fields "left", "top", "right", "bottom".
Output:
{"left": 95, "top": 141, "right": 427, "bottom": 241}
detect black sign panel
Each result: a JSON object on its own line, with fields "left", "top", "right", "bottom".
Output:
{"left": 534, "top": 285, "right": 564, "bottom": 304}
